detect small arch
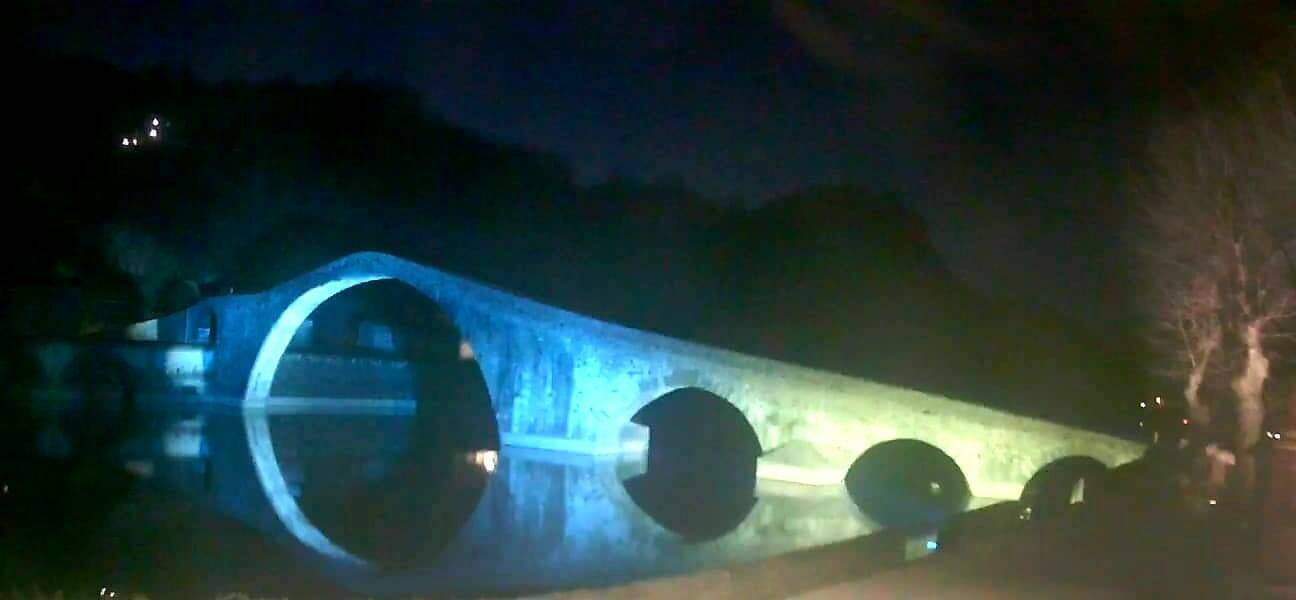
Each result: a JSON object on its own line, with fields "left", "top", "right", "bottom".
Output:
{"left": 845, "top": 439, "right": 970, "bottom": 528}
{"left": 244, "top": 274, "right": 497, "bottom": 568}
{"left": 620, "top": 387, "right": 759, "bottom": 541}
{"left": 187, "top": 307, "right": 217, "bottom": 346}
{"left": 1021, "top": 456, "right": 1107, "bottom": 518}
{"left": 630, "top": 387, "right": 762, "bottom": 461}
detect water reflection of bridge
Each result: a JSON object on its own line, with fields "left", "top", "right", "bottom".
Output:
{"left": 32, "top": 251, "right": 1144, "bottom": 593}
{"left": 64, "top": 403, "right": 882, "bottom": 595}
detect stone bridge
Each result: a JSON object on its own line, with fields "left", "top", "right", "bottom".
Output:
{"left": 37, "top": 251, "right": 1145, "bottom": 569}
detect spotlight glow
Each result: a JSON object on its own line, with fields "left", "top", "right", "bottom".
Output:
{"left": 470, "top": 449, "right": 498, "bottom": 473}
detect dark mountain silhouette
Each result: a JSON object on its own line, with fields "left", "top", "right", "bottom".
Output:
{"left": 9, "top": 50, "right": 1140, "bottom": 434}
{"left": 696, "top": 187, "right": 1135, "bottom": 430}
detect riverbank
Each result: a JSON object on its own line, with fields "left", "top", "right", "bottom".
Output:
{"left": 796, "top": 495, "right": 1288, "bottom": 599}
{"left": 7, "top": 428, "right": 1288, "bottom": 600}
{"left": 532, "top": 461, "right": 1293, "bottom": 600}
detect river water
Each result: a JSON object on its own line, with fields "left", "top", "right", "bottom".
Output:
{"left": 3, "top": 395, "right": 996, "bottom": 598}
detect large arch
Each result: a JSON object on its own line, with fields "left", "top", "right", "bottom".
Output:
{"left": 242, "top": 273, "right": 497, "bottom": 568}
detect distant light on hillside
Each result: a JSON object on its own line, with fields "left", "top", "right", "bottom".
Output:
{"left": 119, "top": 114, "right": 164, "bottom": 148}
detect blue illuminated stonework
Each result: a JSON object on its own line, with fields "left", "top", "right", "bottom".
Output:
{"left": 34, "top": 251, "right": 1145, "bottom": 570}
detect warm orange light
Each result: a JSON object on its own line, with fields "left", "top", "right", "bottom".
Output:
{"left": 458, "top": 339, "right": 475, "bottom": 361}
{"left": 469, "top": 449, "right": 497, "bottom": 473}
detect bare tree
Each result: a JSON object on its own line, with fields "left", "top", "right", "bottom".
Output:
{"left": 1137, "top": 60, "right": 1296, "bottom": 498}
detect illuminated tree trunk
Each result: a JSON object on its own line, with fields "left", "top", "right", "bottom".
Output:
{"left": 1233, "top": 324, "right": 1269, "bottom": 449}
{"left": 1231, "top": 322, "right": 1269, "bottom": 503}
{"left": 1184, "top": 370, "right": 1208, "bottom": 428}
{"left": 1133, "top": 46, "right": 1295, "bottom": 518}
{"left": 1183, "top": 326, "right": 1219, "bottom": 431}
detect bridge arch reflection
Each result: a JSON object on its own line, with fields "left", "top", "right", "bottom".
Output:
{"left": 244, "top": 275, "right": 497, "bottom": 569}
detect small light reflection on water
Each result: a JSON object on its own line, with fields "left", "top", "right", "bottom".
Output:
{"left": 468, "top": 449, "right": 498, "bottom": 473}
{"left": 15, "top": 403, "right": 997, "bottom": 597}
{"left": 904, "top": 530, "right": 941, "bottom": 560}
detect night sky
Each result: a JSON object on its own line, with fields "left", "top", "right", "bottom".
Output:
{"left": 22, "top": 1, "right": 1293, "bottom": 329}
